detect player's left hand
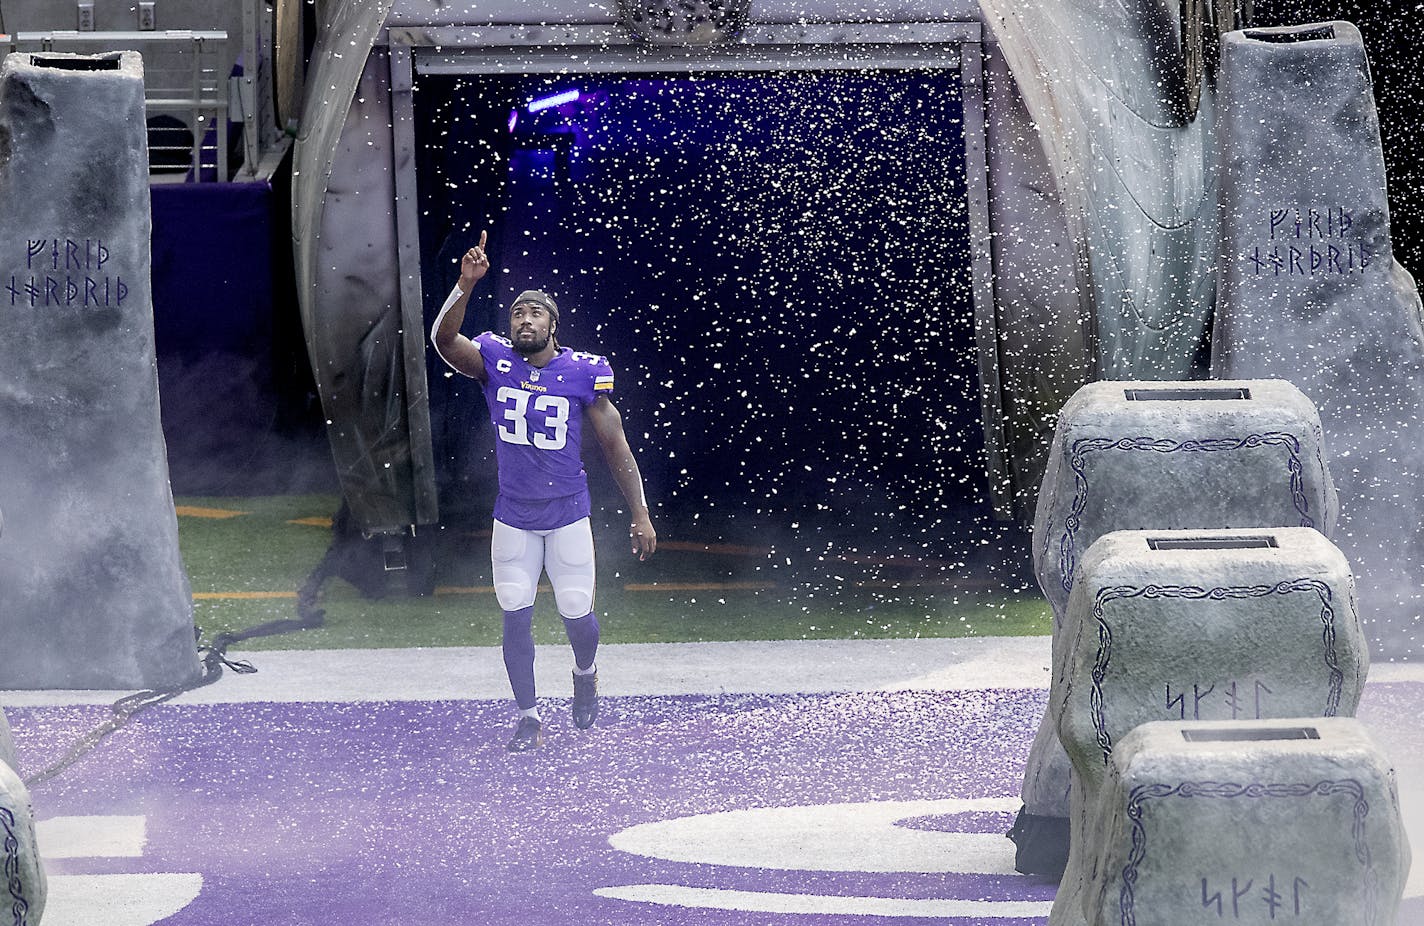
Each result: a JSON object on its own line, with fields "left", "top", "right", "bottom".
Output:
{"left": 459, "top": 230, "right": 490, "bottom": 291}
{"left": 630, "top": 514, "right": 657, "bottom": 561}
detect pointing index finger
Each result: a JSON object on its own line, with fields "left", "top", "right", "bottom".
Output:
{"left": 479, "top": 230, "right": 488, "bottom": 250}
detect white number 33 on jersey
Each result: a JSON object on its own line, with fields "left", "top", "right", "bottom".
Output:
{"left": 496, "top": 386, "right": 570, "bottom": 450}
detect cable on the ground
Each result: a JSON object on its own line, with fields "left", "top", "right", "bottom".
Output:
{"left": 20, "top": 545, "right": 339, "bottom": 789}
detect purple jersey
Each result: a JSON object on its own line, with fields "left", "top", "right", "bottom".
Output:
{"left": 475, "top": 332, "right": 615, "bottom": 530}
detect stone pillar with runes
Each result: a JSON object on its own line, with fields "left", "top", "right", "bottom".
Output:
{"left": 0, "top": 51, "right": 200, "bottom": 688}
{"left": 1213, "top": 22, "right": 1424, "bottom": 659}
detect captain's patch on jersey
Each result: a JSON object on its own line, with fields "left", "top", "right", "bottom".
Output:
{"left": 594, "top": 374, "right": 615, "bottom": 392}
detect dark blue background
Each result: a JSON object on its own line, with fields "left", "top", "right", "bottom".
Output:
{"left": 414, "top": 70, "right": 994, "bottom": 556}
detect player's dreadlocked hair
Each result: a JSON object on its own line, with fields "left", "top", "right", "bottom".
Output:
{"left": 510, "top": 290, "right": 560, "bottom": 350}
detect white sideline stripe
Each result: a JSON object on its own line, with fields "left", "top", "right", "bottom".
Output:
{"left": 36, "top": 816, "right": 145, "bottom": 858}
{"left": 0, "top": 637, "right": 1055, "bottom": 705}
{"left": 41, "top": 873, "right": 203, "bottom": 926}
{"left": 609, "top": 799, "right": 1025, "bottom": 873}
{"left": 594, "top": 885, "right": 1055, "bottom": 919}
{"left": 2, "top": 638, "right": 1422, "bottom": 707}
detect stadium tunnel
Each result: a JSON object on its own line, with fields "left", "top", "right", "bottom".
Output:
{"left": 292, "top": 0, "right": 1095, "bottom": 589}
{"left": 288, "top": 0, "right": 1424, "bottom": 602}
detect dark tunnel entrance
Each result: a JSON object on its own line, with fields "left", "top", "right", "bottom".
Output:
{"left": 412, "top": 66, "right": 1027, "bottom": 604}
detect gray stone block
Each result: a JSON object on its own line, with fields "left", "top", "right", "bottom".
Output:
{"left": 1049, "top": 527, "right": 1369, "bottom": 926}
{"left": 0, "top": 51, "right": 200, "bottom": 689}
{"left": 1074, "top": 718, "right": 1410, "bottom": 926}
{"left": 0, "top": 758, "right": 44, "bottom": 924}
{"left": 1020, "top": 379, "right": 1338, "bottom": 827}
{"left": 1032, "top": 380, "right": 1339, "bottom": 620}
{"left": 0, "top": 709, "right": 13, "bottom": 775}
{"left": 1212, "top": 22, "right": 1424, "bottom": 658}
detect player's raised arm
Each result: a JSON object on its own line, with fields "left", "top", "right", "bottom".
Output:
{"left": 431, "top": 231, "right": 490, "bottom": 381}
{"left": 586, "top": 396, "right": 657, "bottom": 560}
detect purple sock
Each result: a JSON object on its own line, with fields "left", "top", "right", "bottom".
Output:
{"left": 502, "top": 607, "right": 537, "bottom": 709}
{"left": 562, "top": 611, "right": 600, "bottom": 672}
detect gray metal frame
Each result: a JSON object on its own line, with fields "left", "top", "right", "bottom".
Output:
{"left": 958, "top": 39, "right": 1010, "bottom": 518}
{"left": 390, "top": 40, "right": 439, "bottom": 525}
{"left": 235, "top": 0, "right": 289, "bottom": 180}
{"left": 386, "top": 20, "right": 1011, "bottom": 519}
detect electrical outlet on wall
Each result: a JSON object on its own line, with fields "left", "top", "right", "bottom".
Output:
{"left": 138, "top": 1, "right": 157, "bottom": 30}
{"left": 77, "top": 1, "right": 95, "bottom": 31}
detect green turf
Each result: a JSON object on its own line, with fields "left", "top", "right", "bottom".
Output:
{"left": 176, "top": 495, "right": 1052, "bottom": 651}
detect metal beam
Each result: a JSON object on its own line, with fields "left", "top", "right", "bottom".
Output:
{"left": 414, "top": 42, "right": 961, "bottom": 75}
{"left": 388, "top": 21, "right": 980, "bottom": 48}
{"left": 958, "top": 39, "right": 1011, "bottom": 520}
{"left": 400, "top": 22, "right": 976, "bottom": 76}
{"left": 388, "top": 40, "right": 439, "bottom": 525}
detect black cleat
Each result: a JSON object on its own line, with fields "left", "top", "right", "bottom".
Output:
{"left": 572, "top": 669, "right": 598, "bottom": 729}
{"left": 506, "top": 716, "right": 543, "bottom": 752}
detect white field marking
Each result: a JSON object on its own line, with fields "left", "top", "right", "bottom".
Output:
{"left": 0, "top": 637, "right": 1054, "bottom": 705}
{"left": 37, "top": 816, "right": 145, "bottom": 858}
{"left": 594, "top": 886, "right": 1054, "bottom": 919}
{"left": 4, "top": 638, "right": 1424, "bottom": 708}
{"left": 608, "top": 798, "right": 1024, "bottom": 873}
{"left": 42, "top": 873, "right": 202, "bottom": 926}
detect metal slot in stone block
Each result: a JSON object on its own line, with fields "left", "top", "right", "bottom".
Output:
{"left": 1124, "top": 386, "right": 1251, "bottom": 401}
{"left": 1014, "top": 379, "right": 1338, "bottom": 875}
{"left": 1047, "top": 528, "right": 1369, "bottom": 926}
{"left": 1073, "top": 718, "right": 1410, "bottom": 926}
{"left": 1182, "top": 726, "right": 1320, "bottom": 742}
{"left": 1146, "top": 534, "right": 1278, "bottom": 551}
{"left": 30, "top": 53, "right": 120, "bottom": 71}
{"left": 1243, "top": 24, "right": 1336, "bottom": 42}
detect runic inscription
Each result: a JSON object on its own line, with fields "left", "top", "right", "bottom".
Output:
{"left": 8, "top": 237, "right": 127, "bottom": 307}
{"left": 1201, "top": 874, "right": 1309, "bottom": 919}
{"left": 1165, "top": 680, "right": 1273, "bottom": 720}
{"left": 1245, "top": 206, "right": 1372, "bottom": 276}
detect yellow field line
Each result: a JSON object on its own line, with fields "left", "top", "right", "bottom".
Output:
{"left": 658, "top": 540, "right": 772, "bottom": 557}
{"left": 287, "top": 517, "right": 334, "bottom": 528}
{"left": 175, "top": 506, "right": 248, "bottom": 519}
{"left": 851, "top": 579, "right": 1000, "bottom": 590}
{"left": 622, "top": 581, "right": 777, "bottom": 592}
{"left": 194, "top": 581, "right": 779, "bottom": 600}
{"left": 438, "top": 581, "right": 778, "bottom": 594}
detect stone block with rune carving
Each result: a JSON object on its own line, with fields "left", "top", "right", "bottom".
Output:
{"left": 1047, "top": 527, "right": 1368, "bottom": 926}
{"left": 1079, "top": 718, "right": 1410, "bottom": 926}
{"left": 1012, "top": 379, "right": 1338, "bottom": 876}
{"left": 0, "top": 51, "right": 200, "bottom": 688}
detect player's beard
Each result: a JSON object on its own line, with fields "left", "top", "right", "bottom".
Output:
{"left": 513, "top": 329, "right": 550, "bottom": 355}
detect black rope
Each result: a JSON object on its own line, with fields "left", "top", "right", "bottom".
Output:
{"left": 21, "top": 546, "right": 339, "bottom": 789}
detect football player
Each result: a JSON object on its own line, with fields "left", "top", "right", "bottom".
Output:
{"left": 431, "top": 231, "right": 657, "bottom": 752}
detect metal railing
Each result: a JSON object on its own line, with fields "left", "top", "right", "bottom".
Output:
{"left": 11, "top": 30, "right": 229, "bottom": 181}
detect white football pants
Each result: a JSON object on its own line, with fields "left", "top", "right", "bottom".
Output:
{"left": 490, "top": 517, "right": 596, "bottom": 618}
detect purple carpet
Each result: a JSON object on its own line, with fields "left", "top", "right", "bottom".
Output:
{"left": 9, "top": 685, "right": 1421, "bottom": 925}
